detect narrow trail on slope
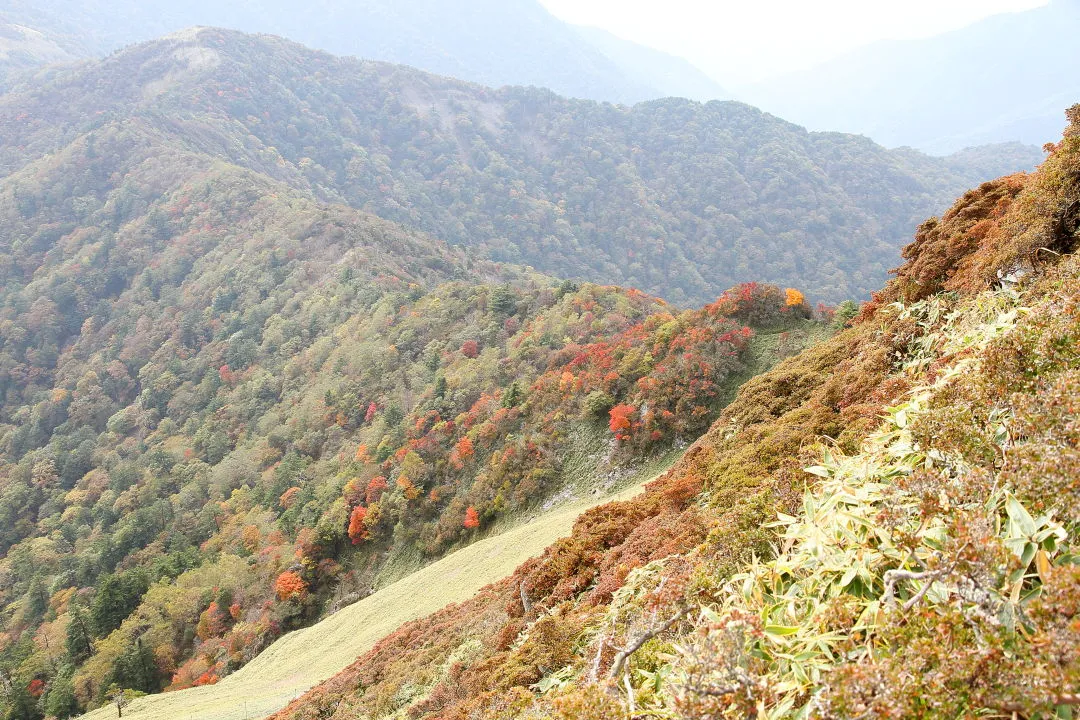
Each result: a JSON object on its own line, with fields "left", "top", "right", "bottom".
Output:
{"left": 78, "top": 474, "right": 663, "bottom": 720}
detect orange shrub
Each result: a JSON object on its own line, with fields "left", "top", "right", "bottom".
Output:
{"left": 279, "top": 486, "right": 301, "bottom": 509}
{"left": 348, "top": 506, "right": 369, "bottom": 544}
{"left": 274, "top": 571, "right": 307, "bottom": 601}
{"left": 365, "top": 476, "right": 388, "bottom": 504}
{"left": 608, "top": 404, "right": 635, "bottom": 434}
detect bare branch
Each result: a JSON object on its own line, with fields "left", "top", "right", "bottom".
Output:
{"left": 588, "top": 634, "right": 607, "bottom": 683}
{"left": 883, "top": 544, "right": 969, "bottom": 611}
{"left": 882, "top": 568, "right": 941, "bottom": 608}
{"left": 608, "top": 606, "right": 689, "bottom": 680}
{"left": 901, "top": 573, "right": 943, "bottom": 612}
{"left": 624, "top": 673, "right": 636, "bottom": 714}
{"left": 519, "top": 580, "right": 533, "bottom": 616}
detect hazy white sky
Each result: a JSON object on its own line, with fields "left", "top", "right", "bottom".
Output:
{"left": 538, "top": 0, "right": 1049, "bottom": 85}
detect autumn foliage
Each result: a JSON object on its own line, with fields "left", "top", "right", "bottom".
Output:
{"left": 461, "top": 340, "right": 480, "bottom": 358}
{"left": 1, "top": 23, "right": 1025, "bottom": 715}
{"left": 279, "top": 486, "right": 301, "bottom": 510}
{"left": 0, "top": 184, "right": 816, "bottom": 710}
{"left": 608, "top": 404, "right": 635, "bottom": 438}
{"left": 455, "top": 436, "right": 474, "bottom": 460}
{"left": 365, "top": 476, "right": 388, "bottom": 504}
{"left": 274, "top": 572, "right": 308, "bottom": 601}
{"left": 348, "top": 506, "right": 369, "bottom": 544}
{"left": 451, "top": 436, "right": 475, "bottom": 469}
{"left": 0, "top": 28, "right": 1065, "bottom": 715}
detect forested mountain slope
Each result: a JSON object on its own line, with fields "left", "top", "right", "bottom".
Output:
{"left": 745, "top": 0, "right": 1080, "bottom": 153}
{"left": 0, "top": 0, "right": 716, "bottom": 104}
{"left": 0, "top": 29, "right": 1043, "bottom": 304}
{"left": 272, "top": 107, "right": 1080, "bottom": 720}
{"left": 0, "top": 41, "right": 835, "bottom": 715}
{"left": 77, "top": 475, "right": 662, "bottom": 720}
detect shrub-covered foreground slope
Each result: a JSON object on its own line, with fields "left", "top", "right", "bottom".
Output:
{"left": 0, "top": 27, "right": 1042, "bottom": 304}
{"left": 271, "top": 108, "right": 1080, "bottom": 720}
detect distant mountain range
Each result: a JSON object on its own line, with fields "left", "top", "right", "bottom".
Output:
{"left": 743, "top": 0, "right": 1080, "bottom": 153}
{"left": 4, "top": 0, "right": 1073, "bottom": 153}
{"left": 0, "top": 28, "right": 1043, "bottom": 304}
{"left": 0, "top": 0, "right": 728, "bottom": 103}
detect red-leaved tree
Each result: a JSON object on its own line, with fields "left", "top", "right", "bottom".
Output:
{"left": 275, "top": 571, "right": 307, "bottom": 601}
{"left": 348, "top": 505, "right": 369, "bottom": 544}
{"left": 366, "top": 476, "right": 389, "bottom": 504}
{"left": 608, "top": 404, "right": 636, "bottom": 440}
{"left": 196, "top": 600, "right": 229, "bottom": 640}
{"left": 451, "top": 436, "right": 475, "bottom": 469}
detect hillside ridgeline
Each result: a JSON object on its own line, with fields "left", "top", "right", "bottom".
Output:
{"left": 744, "top": 0, "right": 1080, "bottom": 153}
{"left": 0, "top": 27, "right": 1043, "bottom": 304}
{"left": 270, "top": 106, "right": 1080, "bottom": 720}
{"left": 0, "top": 0, "right": 724, "bottom": 104}
{"left": 77, "top": 473, "right": 665, "bottom": 720}
{"left": 0, "top": 71, "right": 831, "bottom": 717}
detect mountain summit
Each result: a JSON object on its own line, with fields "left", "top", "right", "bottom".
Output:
{"left": 0, "top": 0, "right": 725, "bottom": 103}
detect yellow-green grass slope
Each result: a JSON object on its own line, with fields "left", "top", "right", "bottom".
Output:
{"left": 77, "top": 456, "right": 674, "bottom": 720}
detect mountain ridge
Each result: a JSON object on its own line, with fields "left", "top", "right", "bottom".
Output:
{"left": 0, "top": 0, "right": 720, "bottom": 104}
{"left": 0, "top": 23, "right": 1072, "bottom": 720}
{"left": 571, "top": 24, "right": 729, "bottom": 102}
{"left": 0, "top": 20, "right": 77, "bottom": 90}
{"left": 0, "top": 27, "right": 1045, "bottom": 304}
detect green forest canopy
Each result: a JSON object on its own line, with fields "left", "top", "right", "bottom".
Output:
{"left": 0, "top": 28, "right": 1043, "bottom": 305}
